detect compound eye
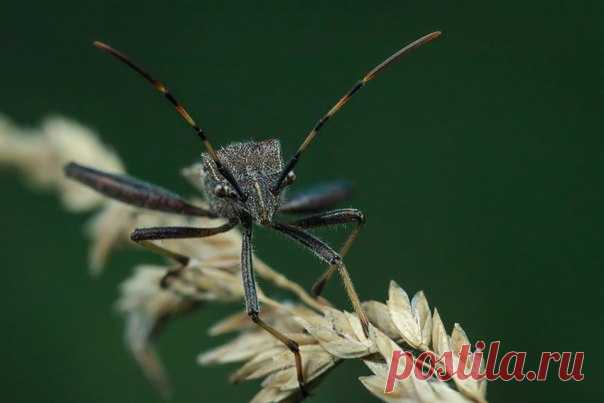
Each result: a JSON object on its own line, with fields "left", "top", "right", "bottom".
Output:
{"left": 214, "top": 183, "right": 235, "bottom": 198}
{"left": 284, "top": 171, "right": 296, "bottom": 186}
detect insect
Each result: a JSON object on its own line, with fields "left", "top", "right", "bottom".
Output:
{"left": 65, "top": 31, "right": 441, "bottom": 395}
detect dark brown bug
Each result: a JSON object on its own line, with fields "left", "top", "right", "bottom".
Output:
{"left": 65, "top": 31, "right": 441, "bottom": 395}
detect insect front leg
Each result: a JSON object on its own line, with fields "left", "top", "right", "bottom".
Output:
{"left": 130, "top": 219, "right": 239, "bottom": 241}
{"left": 287, "top": 208, "right": 365, "bottom": 297}
{"left": 240, "top": 218, "right": 308, "bottom": 397}
{"left": 132, "top": 239, "right": 190, "bottom": 288}
{"left": 271, "top": 222, "right": 369, "bottom": 337}
{"left": 130, "top": 219, "right": 238, "bottom": 287}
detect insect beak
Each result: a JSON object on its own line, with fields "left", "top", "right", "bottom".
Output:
{"left": 251, "top": 181, "right": 272, "bottom": 225}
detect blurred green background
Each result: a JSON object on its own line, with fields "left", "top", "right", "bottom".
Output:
{"left": 1, "top": 1, "right": 601, "bottom": 402}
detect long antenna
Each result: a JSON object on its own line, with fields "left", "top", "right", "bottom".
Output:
{"left": 273, "top": 31, "right": 442, "bottom": 193}
{"left": 93, "top": 41, "right": 246, "bottom": 200}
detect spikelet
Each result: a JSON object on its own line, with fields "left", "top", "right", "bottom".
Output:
{"left": 200, "top": 282, "right": 487, "bottom": 403}
{"left": 0, "top": 114, "right": 123, "bottom": 210}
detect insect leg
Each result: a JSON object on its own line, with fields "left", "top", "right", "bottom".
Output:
{"left": 287, "top": 208, "right": 365, "bottom": 297}
{"left": 133, "top": 239, "right": 190, "bottom": 288}
{"left": 130, "top": 219, "right": 238, "bottom": 242}
{"left": 271, "top": 222, "right": 369, "bottom": 336}
{"left": 130, "top": 219, "right": 238, "bottom": 287}
{"left": 65, "top": 162, "right": 215, "bottom": 217}
{"left": 241, "top": 218, "right": 308, "bottom": 396}
{"left": 279, "top": 180, "right": 353, "bottom": 214}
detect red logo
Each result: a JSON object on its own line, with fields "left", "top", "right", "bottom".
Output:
{"left": 385, "top": 341, "right": 584, "bottom": 393}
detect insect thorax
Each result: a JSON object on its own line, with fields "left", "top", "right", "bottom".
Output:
{"left": 200, "top": 139, "right": 284, "bottom": 221}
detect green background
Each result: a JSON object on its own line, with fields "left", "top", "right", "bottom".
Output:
{"left": 1, "top": 1, "right": 601, "bottom": 402}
